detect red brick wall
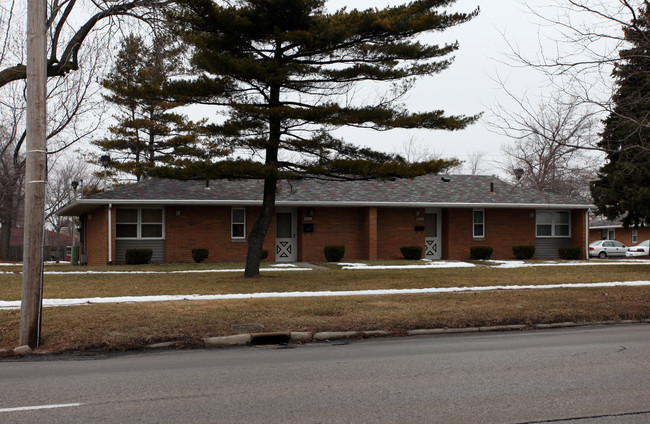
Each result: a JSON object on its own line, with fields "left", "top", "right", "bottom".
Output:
{"left": 83, "top": 204, "right": 591, "bottom": 264}
{"left": 571, "top": 210, "right": 587, "bottom": 258}
{"left": 444, "top": 208, "right": 537, "bottom": 260}
{"left": 84, "top": 206, "right": 115, "bottom": 266}
{"left": 377, "top": 208, "right": 423, "bottom": 259}
{"left": 165, "top": 206, "right": 275, "bottom": 262}
{"left": 298, "top": 207, "right": 367, "bottom": 261}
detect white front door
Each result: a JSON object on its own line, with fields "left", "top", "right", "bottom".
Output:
{"left": 424, "top": 209, "right": 442, "bottom": 260}
{"left": 275, "top": 210, "right": 297, "bottom": 262}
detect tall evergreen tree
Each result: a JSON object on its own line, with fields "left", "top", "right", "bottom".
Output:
{"left": 95, "top": 34, "right": 220, "bottom": 181}
{"left": 162, "top": 0, "right": 479, "bottom": 277}
{"left": 591, "top": 3, "right": 650, "bottom": 228}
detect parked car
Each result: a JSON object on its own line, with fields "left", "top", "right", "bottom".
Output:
{"left": 626, "top": 240, "right": 649, "bottom": 257}
{"left": 588, "top": 240, "right": 628, "bottom": 258}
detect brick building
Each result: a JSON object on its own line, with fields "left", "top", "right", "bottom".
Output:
{"left": 57, "top": 174, "right": 593, "bottom": 265}
{"left": 589, "top": 218, "right": 650, "bottom": 247}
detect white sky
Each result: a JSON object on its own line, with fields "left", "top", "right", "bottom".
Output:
{"left": 322, "top": 0, "right": 605, "bottom": 175}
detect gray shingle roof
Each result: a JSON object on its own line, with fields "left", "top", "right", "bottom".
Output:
{"left": 59, "top": 175, "right": 593, "bottom": 216}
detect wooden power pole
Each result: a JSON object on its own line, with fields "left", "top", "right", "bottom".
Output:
{"left": 20, "top": 0, "right": 48, "bottom": 348}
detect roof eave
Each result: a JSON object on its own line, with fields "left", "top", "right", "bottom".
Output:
{"left": 57, "top": 198, "right": 594, "bottom": 216}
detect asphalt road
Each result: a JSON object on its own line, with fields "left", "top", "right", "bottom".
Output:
{"left": 1, "top": 325, "right": 649, "bottom": 424}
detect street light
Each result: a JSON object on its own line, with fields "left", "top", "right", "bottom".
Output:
{"left": 100, "top": 154, "right": 111, "bottom": 189}
{"left": 514, "top": 168, "right": 524, "bottom": 181}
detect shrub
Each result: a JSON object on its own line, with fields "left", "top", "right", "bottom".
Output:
{"left": 260, "top": 249, "right": 268, "bottom": 260}
{"left": 470, "top": 246, "right": 493, "bottom": 260}
{"left": 512, "top": 245, "right": 535, "bottom": 260}
{"left": 400, "top": 246, "right": 423, "bottom": 260}
{"left": 192, "top": 248, "right": 209, "bottom": 263}
{"left": 558, "top": 246, "right": 581, "bottom": 260}
{"left": 125, "top": 248, "right": 153, "bottom": 265}
{"left": 324, "top": 245, "right": 345, "bottom": 262}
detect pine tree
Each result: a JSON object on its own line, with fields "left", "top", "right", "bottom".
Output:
{"left": 591, "top": 4, "right": 650, "bottom": 228}
{"left": 95, "top": 34, "right": 220, "bottom": 181}
{"left": 161, "top": 0, "right": 479, "bottom": 276}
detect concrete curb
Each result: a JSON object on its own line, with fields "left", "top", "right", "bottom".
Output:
{"left": 194, "top": 320, "right": 650, "bottom": 349}
{"left": 204, "top": 333, "right": 252, "bottom": 347}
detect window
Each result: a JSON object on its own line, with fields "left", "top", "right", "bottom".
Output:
{"left": 116, "top": 209, "right": 138, "bottom": 238}
{"left": 231, "top": 208, "right": 246, "bottom": 239}
{"left": 473, "top": 209, "right": 485, "bottom": 238}
{"left": 116, "top": 207, "right": 164, "bottom": 239}
{"left": 554, "top": 211, "right": 570, "bottom": 236}
{"left": 536, "top": 210, "right": 571, "bottom": 238}
{"left": 632, "top": 229, "right": 638, "bottom": 244}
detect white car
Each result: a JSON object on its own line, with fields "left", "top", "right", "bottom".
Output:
{"left": 588, "top": 240, "right": 628, "bottom": 258}
{"left": 626, "top": 240, "right": 649, "bottom": 257}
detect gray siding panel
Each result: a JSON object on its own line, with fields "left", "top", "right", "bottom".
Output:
{"left": 116, "top": 239, "right": 165, "bottom": 264}
{"left": 535, "top": 238, "right": 572, "bottom": 259}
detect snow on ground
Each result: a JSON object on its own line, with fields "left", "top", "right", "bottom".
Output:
{"left": 485, "top": 259, "right": 650, "bottom": 268}
{"left": 1, "top": 281, "right": 649, "bottom": 310}
{"left": 3, "top": 259, "right": 650, "bottom": 273}
{"left": 1, "top": 267, "right": 313, "bottom": 275}
{"left": 338, "top": 261, "right": 476, "bottom": 270}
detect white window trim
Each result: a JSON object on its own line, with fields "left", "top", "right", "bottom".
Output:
{"left": 536, "top": 210, "right": 571, "bottom": 238}
{"left": 473, "top": 209, "right": 485, "bottom": 239}
{"left": 632, "top": 229, "right": 638, "bottom": 244}
{"left": 115, "top": 207, "right": 165, "bottom": 240}
{"left": 231, "top": 207, "right": 246, "bottom": 240}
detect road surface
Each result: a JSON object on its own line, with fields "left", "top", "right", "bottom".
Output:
{"left": 1, "top": 325, "right": 649, "bottom": 423}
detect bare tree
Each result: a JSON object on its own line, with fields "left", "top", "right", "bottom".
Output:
{"left": 395, "top": 136, "right": 446, "bottom": 163}
{"left": 45, "top": 155, "right": 93, "bottom": 261}
{"left": 0, "top": 0, "right": 170, "bottom": 88}
{"left": 0, "top": 127, "right": 25, "bottom": 259}
{"left": 490, "top": 90, "right": 599, "bottom": 197}
{"left": 503, "top": 0, "right": 650, "bottom": 154}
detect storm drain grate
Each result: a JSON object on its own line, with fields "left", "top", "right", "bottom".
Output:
{"left": 250, "top": 333, "right": 292, "bottom": 346}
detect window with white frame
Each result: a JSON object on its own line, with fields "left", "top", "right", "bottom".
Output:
{"left": 231, "top": 208, "right": 246, "bottom": 239}
{"left": 632, "top": 229, "right": 638, "bottom": 244}
{"left": 473, "top": 209, "right": 485, "bottom": 238}
{"left": 116, "top": 207, "right": 164, "bottom": 239}
{"left": 536, "top": 210, "right": 571, "bottom": 237}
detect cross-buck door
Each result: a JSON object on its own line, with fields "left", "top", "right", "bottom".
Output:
{"left": 424, "top": 209, "right": 442, "bottom": 260}
{"left": 275, "top": 210, "right": 297, "bottom": 262}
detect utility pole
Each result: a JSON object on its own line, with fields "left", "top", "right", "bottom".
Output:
{"left": 20, "top": 0, "right": 47, "bottom": 348}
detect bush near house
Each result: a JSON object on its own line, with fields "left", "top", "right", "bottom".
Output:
{"left": 260, "top": 249, "right": 268, "bottom": 260}
{"left": 513, "top": 246, "right": 535, "bottom": 260}
{"left": 324, "top": 245, "right": 345, "bottom": 262}
{"left": 192, "top": 248, "right": 209, "bottom": 263}
{"left": 125, "top": 248, "right": 153, "bottom": 265}
{"left": 558, "top": 247, "right": 581, "bottom": 260}
{"left": 400, "top": 246, "right": 423, "bottom": 260}
{"left": 470, "top": 246, "right": 493, "bottom": 260}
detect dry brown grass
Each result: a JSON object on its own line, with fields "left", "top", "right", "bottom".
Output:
{"left": 1, "top": 262, "right": 649, "bottom": 355}
{"left": 1, "top": 263, "right": 650, "bottom": 301}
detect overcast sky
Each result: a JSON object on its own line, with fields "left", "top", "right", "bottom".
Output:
{"left": 324, "top": 0, "right": 600, "bottom": 175}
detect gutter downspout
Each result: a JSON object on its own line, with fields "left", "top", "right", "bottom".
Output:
{"left": 108, "top": 203, "right": 112, "bottom": 264}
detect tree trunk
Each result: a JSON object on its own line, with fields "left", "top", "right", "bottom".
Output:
{"left": 244, "top": 53, "right": 282, "bottom": 278}
{"left": 244, "top": 176, "right": 277, "bottom": 278}
{"left": 0, "top": 210, "right": 13, "bottom": 260}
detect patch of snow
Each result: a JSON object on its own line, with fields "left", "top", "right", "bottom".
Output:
{"left": 270, "top": 263, "right": 297, "bottom": 268}
{"left": 339, "top": 261, "right": 475, "bottom": 270}
{"left": 2, "top": 281, "right": 648, "bottom": 310}
{"left": 485, "top": 259, "right": 650, "bottom": 268}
